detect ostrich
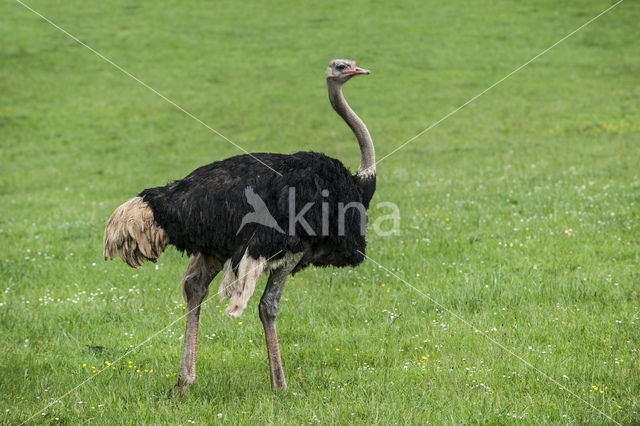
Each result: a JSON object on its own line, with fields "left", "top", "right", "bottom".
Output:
{"left": 104, "top": 59, "right": 375, "bottom": 393}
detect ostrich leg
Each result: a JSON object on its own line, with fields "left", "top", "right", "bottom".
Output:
{"left": 259, "top": 252, "right": 304, "bottom": 390}
{"left": 177, "top": 253, "right": 222, "bottom": 394}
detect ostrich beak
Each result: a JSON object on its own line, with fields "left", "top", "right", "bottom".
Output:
{"left": 342, "top": 67, "right": 370, "bottom": 75}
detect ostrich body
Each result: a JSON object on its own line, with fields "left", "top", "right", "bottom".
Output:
{"left": 104, "top": 59, "right": 375, "bottom": 392}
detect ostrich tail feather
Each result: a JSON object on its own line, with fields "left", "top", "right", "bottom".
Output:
{"left": 103, "top": 196, "right": 169, "bottom": 268}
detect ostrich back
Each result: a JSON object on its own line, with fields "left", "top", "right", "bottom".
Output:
{"left": 139, "top": 151, "right": 372, "bottom": 272}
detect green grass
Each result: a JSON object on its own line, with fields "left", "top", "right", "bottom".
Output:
{"left": 1, "top": 0, "right": 639, "bottom": 423}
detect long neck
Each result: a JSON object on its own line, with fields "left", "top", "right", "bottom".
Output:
{"left": 327, "top": 80, "right": 376, "bottom": 180}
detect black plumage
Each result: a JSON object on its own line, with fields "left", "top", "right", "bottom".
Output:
{"left": 139, "top": 151, "right": 375, "bottom": 273}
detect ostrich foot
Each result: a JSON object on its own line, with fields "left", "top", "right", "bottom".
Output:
{"left": 176, "top": 374, "right": 195, "bottom": 396}
{"left": 271, "top": 376, "right": 287, "bottom": 392}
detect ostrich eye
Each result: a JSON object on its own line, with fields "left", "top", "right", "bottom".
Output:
{"left": 335, "top": 64, "right": 347, "bottom": 71}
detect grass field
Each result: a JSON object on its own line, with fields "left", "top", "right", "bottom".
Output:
{"left": 1, "top": 0, "right": 639, "bottom": 423}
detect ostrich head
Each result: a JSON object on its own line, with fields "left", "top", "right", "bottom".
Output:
{"left": 326, "top": 59, "right": 370, "bottom": 84}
